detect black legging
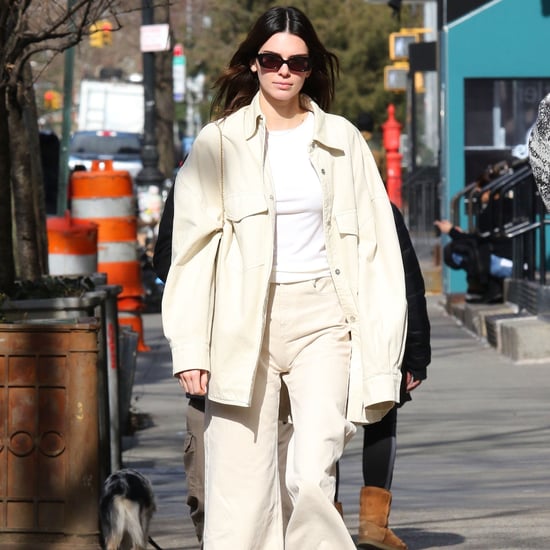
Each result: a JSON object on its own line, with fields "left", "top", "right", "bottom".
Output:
{"left": 335, "top": 406, "right": 397, "bottom": 499}
{"left": 361, "top": 406, "right": 397, "bottom": 489}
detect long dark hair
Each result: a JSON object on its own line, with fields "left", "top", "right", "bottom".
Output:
{"left": 211, "top": 6, "right": 339, "bottom": 119}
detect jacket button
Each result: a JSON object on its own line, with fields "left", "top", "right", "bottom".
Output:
{"left": 349, "top": 316, "right": 356, "bottom": 323}
{"left": 321, "top": 168, "right": 326, "bottom": 175}
{"left": 335, "top": 269, "right": 341, "bottom": 275}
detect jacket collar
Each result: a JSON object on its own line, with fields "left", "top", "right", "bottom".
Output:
{"left": 308, "top": 100, "right": 345, "bottom": 154}
{"left": 240, "top": 92, "right": 344, "bottom": 154}
{"left": 243, "top": 93, "right": 263, "bottom": 140}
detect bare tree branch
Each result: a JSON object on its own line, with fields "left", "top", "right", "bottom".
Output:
{"left": 1, "top": 0, "right": 125, "bottom": 88}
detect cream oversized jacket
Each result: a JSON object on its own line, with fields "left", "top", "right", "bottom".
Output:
{"left": 162, "top": 94, "right": 407, "bottom": 424}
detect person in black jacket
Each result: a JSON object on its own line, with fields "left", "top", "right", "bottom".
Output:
{"left": 352, "top": 114, "right": 430, "bottom": 550}
{"left": 350, "top": 204, "right": 430, "bottom": 550}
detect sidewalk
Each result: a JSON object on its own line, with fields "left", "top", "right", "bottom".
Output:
{"left": 122, "top": 295, "right": 550, "bottom": 549}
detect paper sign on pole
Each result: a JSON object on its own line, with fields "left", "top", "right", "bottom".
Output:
{"left": 140, "top": 24, "right": 170, "bottom": 52}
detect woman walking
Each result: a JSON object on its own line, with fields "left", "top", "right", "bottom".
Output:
{"left": 162, "top": 6, "right": 407, "bottom": 549}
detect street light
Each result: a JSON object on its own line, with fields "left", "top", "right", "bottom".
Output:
{"left": 135, "top": 0, "right": 165, "bottom": 189}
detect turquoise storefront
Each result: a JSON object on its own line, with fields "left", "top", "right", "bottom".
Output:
{"left": 440, "top": 0, "right": 550, "bottom": 293}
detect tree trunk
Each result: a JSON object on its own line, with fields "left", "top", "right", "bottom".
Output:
{"left": 7, "top": 61, "right": 48, "bottom": 281}
{"left": 0, "top": 3, "right": 15, "bottom": 294}
{"left": 155, "top": 3, "right": 175, "bottom": 182}
{"left": 24, "top": 62, "right": 49, "bottom": 271}
{"left": 0, "top": 86, "right": 15, "bottom": 294}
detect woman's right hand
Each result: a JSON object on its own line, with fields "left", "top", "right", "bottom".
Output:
{"left": 177, "top": 369, "right": 209, "bottom": 395}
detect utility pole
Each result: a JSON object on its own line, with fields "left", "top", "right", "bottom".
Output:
{"left": 135, "top": 0, "right": 165, "bottom": 189}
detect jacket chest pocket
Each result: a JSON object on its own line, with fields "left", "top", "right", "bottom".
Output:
{"left": 336, "top": 209, "right": 377, "bottom": 261}
{"left": 335, "top": 210, "right": 359, "bottom": 236}
{"left": 224, "top": 192, "right": 269, "bottom": 269}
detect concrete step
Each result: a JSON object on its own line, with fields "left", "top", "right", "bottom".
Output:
{"left": 444, "top": 294, "right": 550, "bottom": 362}
{"left": 500, "top": 316, "right": 550, "bottom": 361}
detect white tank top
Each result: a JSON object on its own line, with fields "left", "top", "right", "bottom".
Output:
{"left": 267, "top": 112, "right": 331, "bottom": 283}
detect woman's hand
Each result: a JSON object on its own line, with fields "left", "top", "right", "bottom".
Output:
{"left": 406, "top": 371, "right": 422, "bottom": 392}
{"left": 177, "top": 369, "right": 209, "bottom": 395}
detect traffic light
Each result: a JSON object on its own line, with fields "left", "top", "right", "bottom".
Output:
{"left": 384, "top": 63, "right": 408, "bottom": 92}
{"left": 90, "top": 20, "right": 112, "bottom": 47}
{"left": 89, "top": 23, "right": 104, "bottom": 48}
{"left": 384, "top": 63, "right": 425, "bottom": 93}
{"left": 101, "top": 20, "right": 113, "bottom": 46}
{"left": 44, "top": 90, "right": 62, "bottom": 110}
{"left": 386, "top": 27, "right": 428, "bottom": 93}
{"left": 389, "top": 31, "right": 419, "bottom": 61}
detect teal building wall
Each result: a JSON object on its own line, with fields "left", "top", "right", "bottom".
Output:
{"left": 440, "top": 0, "right": 550, "bottom": 293}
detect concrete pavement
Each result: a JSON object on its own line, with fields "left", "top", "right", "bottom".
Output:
{"left": 122, "top": 295, "right": 550, "bottom": 549}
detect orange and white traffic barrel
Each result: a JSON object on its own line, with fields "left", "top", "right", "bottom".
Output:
{"left": 118, "top": 301, "right": 149, "bottom": 353}
{"left": 47, "top": 212, "right": 98, "bottom": 275}
{"left": 70, "top": 160, "right": 150, "bottom": 351}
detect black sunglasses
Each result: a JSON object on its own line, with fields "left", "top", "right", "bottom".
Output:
{"left": 256, "top": 52, "right": 311, "bottom": 73}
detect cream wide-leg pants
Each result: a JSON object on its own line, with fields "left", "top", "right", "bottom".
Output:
{"left": 203, "top": 277, "right": 357, "bottom": 550}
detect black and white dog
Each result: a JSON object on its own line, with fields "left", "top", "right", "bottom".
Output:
{"left": 99, "top": 468, "right": 158, "bottom": 550}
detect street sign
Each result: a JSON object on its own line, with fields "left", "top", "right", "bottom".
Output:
{"left": 140, "top": 24, "right": 170, "bottom": 52}
{"left": 173, "top": 43, "right": 186, "bottom": 102}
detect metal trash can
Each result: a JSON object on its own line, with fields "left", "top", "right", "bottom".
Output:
{"left": 0, "top": 319, "right": 103, "bottom": 548}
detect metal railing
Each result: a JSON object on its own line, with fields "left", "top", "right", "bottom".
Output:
{"left": 401, "top": 166, "right": 440, "bottom": 261}
{"left": 450, "top": 160, "right": 550, "bottom": 313}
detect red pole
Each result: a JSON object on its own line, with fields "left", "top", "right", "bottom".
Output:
{"left": 382, "top": 104, "right": 403, "bottom": 208}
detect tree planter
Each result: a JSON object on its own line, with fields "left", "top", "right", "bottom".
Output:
{"left": 0, "top": 320, "right": 103, "bottom": 549}
{"left": 0, "top": 283, "right": 133, "bottom": 473}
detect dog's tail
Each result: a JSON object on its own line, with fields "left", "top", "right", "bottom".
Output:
{"left": 105, "top": 495, "right": 148, "bottom": 550}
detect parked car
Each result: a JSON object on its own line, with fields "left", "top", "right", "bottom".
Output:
{"left": 68, "top": 130, "right": 143, "bottom": 179}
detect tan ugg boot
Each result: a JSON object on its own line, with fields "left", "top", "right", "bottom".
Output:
{"left": 357, "top": 486, "right": 407, "bottom": 550}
